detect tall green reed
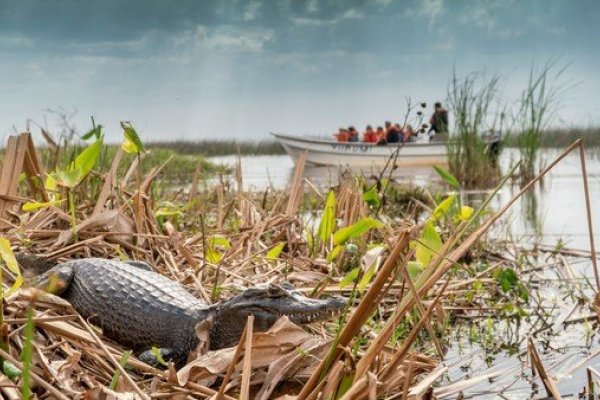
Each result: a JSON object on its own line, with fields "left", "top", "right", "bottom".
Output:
{"left": 447, "top": 71, "right": 503, "bottom": 188}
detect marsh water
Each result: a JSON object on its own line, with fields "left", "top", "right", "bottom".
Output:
{"left": 209, "top": 148, "right": 600, "bottom": 399}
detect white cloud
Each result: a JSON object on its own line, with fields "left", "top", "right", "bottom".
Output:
{"left": 173, "top": 26, "right": 275, "bottom": 53}
{"left": 421, "top": 0, "right": 444, "bottom": 27}
{"left": 306, "top": 0, "right": 319, "bottom": 13}
{"left": 243, "top": 0, "right": 262, "bottom": 21}
{"left": 291, "top": 8, "right": 364, "bottom": 26}
{"left": 0, "top": 33, "right": 34, "bottom": 48}
{"left": 460, "top": 0, "right": 523, "bottom": 38}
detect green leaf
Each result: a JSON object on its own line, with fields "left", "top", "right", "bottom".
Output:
{"left": 339, "top": 267, "right": 359, "bottom": 289}
{"left": 357, "top": 264, "right": 376, "bottom": 293}
{"left": 333, "top": 217, "right": 383, "bottom": 246}
{"left": 2, "top": 361, "right": 22, "bottom": 379}
{"left": 518, "top": 282, "right": 529, "bottom": 302}
{"left": 72, "top": 138, "right": 102, "bottom": 179}
{"left": 0, "top": 237, "right": 23, "bottom": 296}
{"left": 407, "top": 261, "right": 424, "bottom": 280}
{"left": 109, "top": 350, "right": 133, "bottom": 390}
{"left": 415, "top": 221, "right": 443, "bottom": 267}
{"left": 22, "top": 199, "right": 65, "bottom": 212}
{"left": 326, "top": 244, "right": 344, "bottom": 262}
{"left": 317, "top": 191, "right": 337, "bottom": 244}
{"left": 150, "top": 347, "right": 167, "bottom": 366}
{"left": 432, "top": 193, "right": 457, "bottom": 220}
{"left": 208, "top": 235, "right": 231, "bottom": 250}
{"left": 81, "top": 125, "right": 103, "bottom": 141}
{"left": 433, "top": 165, "right": 460, "bottom": 189}
{"left": 362, "top": 187, "right": 380, "bottom": 208}
{"left": 266, "top": 242, "right": 286, "bottom": 260}
{"left": 458, "top": 205, "right": 474, "bottom": 221}
{"left": 495, "top": 268, "right": 518, "bottom": 293}
{"left": 121, "top": 121, "right": 145, "bottom": 154}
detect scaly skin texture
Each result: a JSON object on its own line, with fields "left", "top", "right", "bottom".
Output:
{"left": 22, "top": 256, "right": 346, "bottom": 367}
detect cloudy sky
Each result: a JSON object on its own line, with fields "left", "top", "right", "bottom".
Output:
{"left": 0, "top": 0, "right": 598, "bottom": 142}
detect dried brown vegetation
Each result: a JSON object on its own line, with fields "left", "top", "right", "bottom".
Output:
{"left": 0, "top": 131, "right": 597, "bottom": 399}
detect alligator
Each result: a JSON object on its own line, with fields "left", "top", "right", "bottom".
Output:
{"left": 18, "top": 255, "right": 346, "bottom": 367}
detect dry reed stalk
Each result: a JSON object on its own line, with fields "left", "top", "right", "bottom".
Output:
{"left": 285, "top": 151, "right": 306, "bottom": 216}
{"left": 297, "top": 229, "right": 413, "bottom": 399}
{"left": 93, "top": 146, "right": 123, "bottom": 216}
{"left": 77, "top": 315, "right": 149, "bottom": 400}
{"left": 215, "top": 316, "right": 252, "bottom": 400}
{"left": 239, "top": 315, "right": 254, "bottom": 400}
{"left": 399, "top": 267, "right": 444, "bottom": 360}
{"left": 528, "top": 337, "right": 562, "bottom": 399}
{"left": 578, "top": 141, "right": 599, "bottom": 291}
{"left": 379, "top": 279, "right": 450, "bottom": 384}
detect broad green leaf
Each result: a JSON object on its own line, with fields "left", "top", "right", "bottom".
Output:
{"left": 155, "top": 208, "right": 183, "bottom": 219}
{"left": 72, "top": 138, "right": 102, "bottom": 179}
{"left": 339, "top": 267, "right": 360, "bottom": 289}
{"left": 459, "top": 205, "right": 474, "bottom": 221}
{"left": 0, "top": 237, "right": 23, "bottom": 296}
{"left": 22, "top": 199, "right": 65, "bottom": 212}
{"left": 432, "top": 193, "right": 457, "bottom": 220}
{"left": 357, "top": 264, "right": 376, "bottom": 293}
{"left": 209, "top": 236, "right": 231, "bottom": 250}
{"left": 433, "top": 165, "right": 460, "bottom": 189}
{"left": 333, "top": 217, "right": 383, "bottom": 246}
{"left": 415, "top": 221, "right": 442, "bottom": 267}
{"left": 2, "top": 361, "right": 22, "bottom": 379}
{"left": 407, "top": 261, "right": 424, "bottom": 280}
{"left": 44, "top": 173, "right": 58, "bottom": 193}
{"left": 54, "top": 169, "right": 82, "bottom": 188}
{"left": 121, "top": 121, "right": 145, "bottom": 154}
{"left": 206, "top": 248, "right": 222, "bottom": 264}
{"left": 326, "top": 244, "right": 344, "bottom": 262}
{"left": 266, "top": 242, "right": 286, "bottom": 260}
{"left": 317, "top": 191, "right": 337, "bottom": 244}
{"left": 363, "top": 187, "right": 380, "bottom": 208}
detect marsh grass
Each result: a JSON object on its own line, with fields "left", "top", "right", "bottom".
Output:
{"left": 146, "top": 139, "right": 285, "bottom": 156}
{"left": 511, "top": 63, "right": 566, "bottom": 181}
{"left": 447, "top": 72, "right": 503, "bottom": 188}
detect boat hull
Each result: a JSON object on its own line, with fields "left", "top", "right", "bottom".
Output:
{"left": 271, "top": 132, "right": 448, "bottom": 167}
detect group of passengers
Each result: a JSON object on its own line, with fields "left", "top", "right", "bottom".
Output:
{"left": 333, "top": 102, "right": 449, "bottom": 144}
{"left": 334, "top": 122, "right": 414, "bottom": 144}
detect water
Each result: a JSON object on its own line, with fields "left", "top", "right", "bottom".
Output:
{"left": 209, "top": 149, "right": 600, "bottom": 250}
{"left": 209, "top": 149, "right": 600, "bottom": 398}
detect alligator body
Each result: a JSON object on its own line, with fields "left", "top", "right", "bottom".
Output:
{"left": 22, "top": 256, "right": 345, "bottom": 367}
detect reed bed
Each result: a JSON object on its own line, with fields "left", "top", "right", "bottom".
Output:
{"left": 0, "top": 131, "right": 597, "bottom": 399}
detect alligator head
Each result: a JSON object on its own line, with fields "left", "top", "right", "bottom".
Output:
{"left": 208, "top": 283, "right": 346, "bottom": 349}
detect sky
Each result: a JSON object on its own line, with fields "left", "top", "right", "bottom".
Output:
{"left": 0, "top": 0, "right": 598, "bottom": 142}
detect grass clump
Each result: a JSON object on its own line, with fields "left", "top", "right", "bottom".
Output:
{"left": 447, "top": 71, "right": 503, "bottom": 188}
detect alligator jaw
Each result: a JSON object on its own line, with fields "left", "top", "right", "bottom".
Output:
{"left": 208, "top": 284, "right": 347, "bottom": 350}
{"left": 266, "top": 295, "right": 347, "bottom": 324}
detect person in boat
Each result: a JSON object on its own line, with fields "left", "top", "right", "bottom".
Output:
{"left": 385, "top": 121, "right": 400, "bottom": 143}
{"left": 363, "top": 125, "right": 376, "bottom": 143}
{"left": 402, "top": 124, "right": 415, "bottom": 142}
{"left": 428, "top": 102, "right": 449, "bottom": 140}
{"left": 348, "top": 126, "right": 359, "bottom": 142}
{"left": 375, "top": 126, "right": 386, "bottom": 144}
{"left": 334, "top": 127, "right": 349, "bottom": 142}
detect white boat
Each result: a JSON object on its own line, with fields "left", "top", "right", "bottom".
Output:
{"left": 270, "top": 132, "right": 450, "bottom": 167}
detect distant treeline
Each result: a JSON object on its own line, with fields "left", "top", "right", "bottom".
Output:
{"left": 504, "top": 127, "right": 600, "bottom": 148}
{"left": 145, "top": 139, "right": 285, "bottom": 156}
